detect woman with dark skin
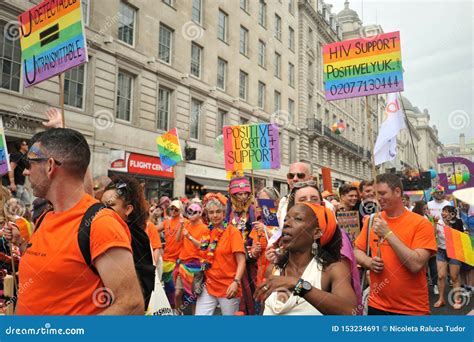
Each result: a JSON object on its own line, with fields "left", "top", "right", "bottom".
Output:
{"left": 257, "top": 203, "right": 357, "bottom": 315}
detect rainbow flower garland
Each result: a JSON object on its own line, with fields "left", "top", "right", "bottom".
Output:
{"left": 200, "top": 221, "right": 228, "bottom": 270}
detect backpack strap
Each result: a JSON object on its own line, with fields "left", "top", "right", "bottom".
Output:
{"left": 77, "top": 203, "right": 107, "bottom": 275}
{"left": 34, "top": 208, "right": 54, "bottom": 231}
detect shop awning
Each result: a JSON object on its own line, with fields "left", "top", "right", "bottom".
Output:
{"left": 187, "top": 176, "right": 229, "bottom": 192}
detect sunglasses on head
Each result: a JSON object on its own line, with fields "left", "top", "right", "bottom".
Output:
{"left": 287, "top": 172, "right": 306, "bottom": 180}
{"left": 188, "top": 210, "right": 202, "bottom": 216}
{"left": 293, "top": 180, "right": 318, "bottom": 189}
{"left": 170, "top": 207, "right": 179, "bottom": 212}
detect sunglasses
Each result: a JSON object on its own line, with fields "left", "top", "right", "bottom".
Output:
{"left": 287, "top": 172, "right": 306, "bottom": 180}
{"left": 170, "top": 207, "right": 179, "bottom": 212}
{"left": 293, "top": 180, "right": 318, "bottom": 188}
{"left": 25, "top": 157, "right": 62, "bottom": 170}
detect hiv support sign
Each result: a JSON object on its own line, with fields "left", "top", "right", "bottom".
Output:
{"left": 18, "top": 0, "right": 88, "bottom": 87}
{"left": 323, "top": 31, "right": 403, "bottom": 101}
{"left": 156, "top": 128, "right": 183, "bottom": 170}
{"left": 223, "top": 123, "right": 280, "bottom": 172}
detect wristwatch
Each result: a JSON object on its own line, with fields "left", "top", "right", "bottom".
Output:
{"left": 293, "top": 278, "right": 312, "bottom": 297}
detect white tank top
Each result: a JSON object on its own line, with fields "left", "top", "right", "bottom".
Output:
{"left": 263, "top": 258, "right": 323, "bottom": 315}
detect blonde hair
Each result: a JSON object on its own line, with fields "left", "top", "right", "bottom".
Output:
{"left": 0, "top": 186, "right": 12, "bottom": 225}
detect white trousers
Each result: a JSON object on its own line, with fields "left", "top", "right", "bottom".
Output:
{"left": 195, "top": 287, "right": 240, "bottom": 316}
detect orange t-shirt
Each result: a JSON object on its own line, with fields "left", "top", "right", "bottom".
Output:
{"left": 146, "top": 221, "right": 162, "bottom": 250}
{"left": 162, "top": 216, "right": 185, "bottom": 262}
{"left": 205, "top": 224, "right": 245, "bottom": 298}
{"left": 249, "top": 226, "right": 271, "bottom": 287}
{"left": 179, "top": 220, "right": 208, "bottom": 262}
{"left": 16, "top": 194, "right": 132, "bottom": 315}
{"left": 354, "top": 210, "right": 437, "bottom": 315}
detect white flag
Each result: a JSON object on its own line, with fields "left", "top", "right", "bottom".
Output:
{"left": 374, "top": 93, "right": 406, "bottom": 165}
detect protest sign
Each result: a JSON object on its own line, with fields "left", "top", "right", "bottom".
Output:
{"left": 336, "top": 211, "right": 360, "bottom": 244}
{"left": 257, "top": 199, "right": 279, "bottom": 227}
{"left": 223, "top": 123, "right": 280, "bottom": 172}
{"left": 156, "top": 128, "right": 183, "bottom": 170}
{"left": 18, "top": 0, "right": 88, "bottom": 87}
{"left": 444, "top": 226, "right": 474, "bottom": 266}
{"left": 0, "top": 118, "right": 10, "bottom": 175}
{"left": 323, "top": 31, "right": 403, "bottom": 100}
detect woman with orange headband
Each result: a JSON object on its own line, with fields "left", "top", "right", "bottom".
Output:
{"left": 256, "top": 203, "right": 357, "bottom": 315}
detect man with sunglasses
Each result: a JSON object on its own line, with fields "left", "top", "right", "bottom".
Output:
{"left": 4, "top": 128, "right": 144, "bottom": 315}
{"left": 8, "top": 140, "right": 31, "bottom": 207}
{"left": 276, "top": 162, "right": 312, "bottom": 231}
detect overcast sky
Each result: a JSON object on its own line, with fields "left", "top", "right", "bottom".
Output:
{"left": 331, "top": 0, "right": 473, "bottom": 145}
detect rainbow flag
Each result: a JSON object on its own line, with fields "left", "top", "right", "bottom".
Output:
{"left": 444, "top": 226, "right": 474, "bottom": 266}
{"left": 18, "top": 0, "right": 88, "bottom": 87}
{"left": 156, "top": 128, "right": 183, "bottom": 170}
{"left": 0, "top": 118, "right": 10, "bottom": 175}
{"left": 223, "top": 123, "right": 280, "bottom": 172}
{"left": 323, "top": 31, "right": 403, "bottom": 101}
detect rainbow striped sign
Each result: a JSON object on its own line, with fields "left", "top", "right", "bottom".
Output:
{"left": 156, "top": 128, "right": 183, "bottom": 170}
{"left": 18, "top": 0, "right": 88, "bottom": 87}
{"left": 444, "top": 226, "right": 474, "bottom": 266}
{"left": 323, "top": 31, "right": 403, "bottom": 101}
{"left": 223, "top": 124, "right": 280, "bottom": 172}
{"left": 0, "top": 117, "right": 11, "bottom": 175}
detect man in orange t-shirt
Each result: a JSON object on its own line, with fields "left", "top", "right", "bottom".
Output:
{"left": 161, "top": 200, "right": 186, "bottom": 308}
{"left": 354, "top": 174, "right": 437, "bottom": 315}
{"left": 4, "top": 128, "right": 142, "bottom": 315}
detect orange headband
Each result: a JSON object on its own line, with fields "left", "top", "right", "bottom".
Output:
{"left": 301, "top": 202, "right": 337, "bottom": 247}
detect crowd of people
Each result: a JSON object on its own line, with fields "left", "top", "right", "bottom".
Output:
{"left": 0, "top": 110, "right": 472, "bottom": 316}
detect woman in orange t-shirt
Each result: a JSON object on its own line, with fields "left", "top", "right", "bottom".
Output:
{"left": 195, "top": 198, "right": 246, "bottom": 315}
{"left": 173, "top": 203, "right": 209, "bottom": 314}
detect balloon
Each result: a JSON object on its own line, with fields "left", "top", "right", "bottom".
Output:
{"left": 448, "top": 185, "right": 456, "bottom": 190}
{"left": 214, "top": 135, "right": 224, "bottom": 161}
{"left": 451, "top": 174, "right": 463, "bottom": 185}
{"left": 429, "top": 169, "right": 437, "bottom": 179}
{"left": 331, "top": 120, "right": 346, "bottom": 135}
{"left": 463, "top": 172, "right": 471, "bottom": 183}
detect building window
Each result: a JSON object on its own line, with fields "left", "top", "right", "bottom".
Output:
{"left": 240, "top": 117, "right": 249, "bottom": 125}
{"left": 190, "top": 43, "right": 202, "bottom": 78}
{"left": 192, "top": 0, "right": 202, "bottom": 24}
{"left": 158, "top": 25, "right": 172, "bottom": 64}
{"left": 288, "top": 0, "right": 295, "bottom": 14}
{"left": 157, "top": 87, "right": 171, "bottom": 131}
{"left": 240, "top": 0, "right": 248, "bottom": 11}
{"left": 274, "top": 52, "right": 281, "bottom": 78}
{"left": 258, "top": 81, "right": 266, "bottom": 109}
{"left": 217, "top": 109, "right": 227, "bottom": 136}
{"left": 190, "top": 98, "right": 202, "bottom": 139}
{"left": 258, "top": 40, "right": 266, "bottom": 67}
{"left": 308, "top": 95, "right": 313, "bottom": 116}
{"left": 289, "top": 137, "right": 296, "bottom": 163}
{"left": 0, "top": 22, "right": 21, "bottom": 92}
{"left": 308, "top": 60, "right": 314, "bottom": 83}
{"left": 274, "top": 90, "right": 281, "bottom": 112}
{"left": 162, "top": 0, "right": 173, "bottom": 5}
{"left": 217, "top": 10, "right": 228, "bottom": 42}
{"left": 289, "top": 62, "right": 295, "bottom": 87}
{"left": 118, "top": 2, "right": 136, "bottom": 46}
{"left": 308, "top": 27, "right": 314, "bottom": 49}
{"left": 288, "top": 26, "right": 295, "bottom": 50}
{"left": 258, "top": 0, "right": 266, "bottom": 27}
{"left": 274, "top": 14, "right": 282, "bottom": 41}
{"left": 240, "top": 26, "right": 248, "bottom": 56}
{"left": 64, "top": 64, "right": 85, "bottom": 109}
{"left": 81, "top": 0, "right": 89, "bottom": 26}
{"left": 239, "top": 70, "right": 248, "bottom": 101}
{"left": 288, "top": 99, "right": 295, "bottom": 123}
{"left": 116, "top": 71, "right": 133, "bottom": 122}
{"left": 217, "top": 58, "right": 227, "bottom": 90}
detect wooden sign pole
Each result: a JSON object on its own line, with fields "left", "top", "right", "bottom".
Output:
{"left": 58, "top": 74, "right": 65, "bottom": 128}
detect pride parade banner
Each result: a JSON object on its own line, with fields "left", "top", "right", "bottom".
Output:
{"left": 156, "top": 128, "right": 183, "bottom": 170}
{"left": 223, "top": 124, "right": 280, "bottom": 172}
{"left": 18, "top": 0, "right": 88, "bottom": 87}
{"left": 444, "top": 226, "right": 474, "bottom": 266}
{"left": 323, "top": 31, "right": 403, "bottom": 101}
{"left": 0, "top": 118, "right": 10, "bottom": 175}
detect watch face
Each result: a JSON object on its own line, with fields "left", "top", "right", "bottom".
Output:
{"left": 302, "top": 281, "right": 312, "bottom": 291}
